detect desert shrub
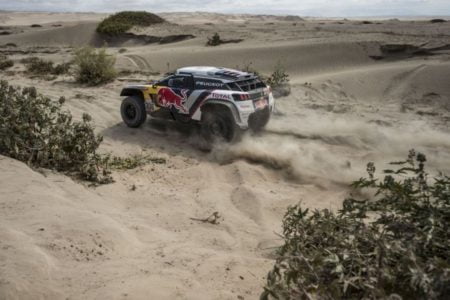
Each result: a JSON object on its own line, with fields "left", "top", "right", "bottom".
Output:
{"left": 0, "top": 80, "right": 111, "bottom": 183}
{"left": 96, "top": 11, "right": 165, "bottom": 35}
{"left": 52, "top": 62, "right": 72, "bottom": 75}
{"left": 24, "top": 57, "right": 54, "bottom": 74}
{"left": 430, "top": 19, "right": 446, "bottom": 23}
{"left": 262, "top": 150, "right": 450, "bottom": 300}
{"left": 23, "top": 57, "right": 72, "bottom": 76}
{"left": 0, "top": 55, "right": 14, "bottom": 70}
{"left": 207, "top": 32, "right": 222, "bottom": 46}
{"left": 73, "top": 47, "right": 116, "bottom": 86}
{"left": 266, "top": 61, "right": 290, "bottom": 88}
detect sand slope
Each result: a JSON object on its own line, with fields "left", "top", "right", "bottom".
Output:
{"left": 1, "top": 11, "right": 450, "bottom": 300}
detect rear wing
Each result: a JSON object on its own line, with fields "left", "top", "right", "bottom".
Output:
{"left": 227, "top": 76, "right": 267, "bottom": 92}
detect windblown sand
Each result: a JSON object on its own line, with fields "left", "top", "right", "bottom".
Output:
{"left": 1, "top": 11, "right": 449, "bottom": 300}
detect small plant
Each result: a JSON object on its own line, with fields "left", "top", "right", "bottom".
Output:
{"left": 0, "top": 55, "right": 14, "bottom": 70}
{"left": 103, "top": 154, "right": 166, "bottom": 170}
{"left": 52, "top": 62, "right": 72, "bottom": 75}
{"left": 266, "top": 61, "right": 290, "bottom": 88}
{"left": 0, "top": 80, "right": 111, "bottom": 183}
{"left": 207, "top": 32, "right": 222, "bottom": 46}
{"left": 22, "top": 57, "right": 72, "bottom": 76}
{"left": 262, "top": 150, "right": 450, "bottom": 299}
{"left": 24, "top": 57, "right": 54, "bottom": 74}
{"left": 73, "top": 47, "right": 117, "bottom": 86}
{"left": 96, "top": 11, "right": 165, "bottom": 35}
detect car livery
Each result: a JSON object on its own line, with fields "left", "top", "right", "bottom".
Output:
{"left": 120, "top": 66, "right": 275, "bottom": 142}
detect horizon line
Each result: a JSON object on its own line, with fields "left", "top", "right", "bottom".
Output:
{"left": 0, "top": 9, "right": 449, "bottom": 19}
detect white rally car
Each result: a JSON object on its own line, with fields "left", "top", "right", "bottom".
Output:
{"left": 120, "top": 66, "right": 275, "bottom": 142}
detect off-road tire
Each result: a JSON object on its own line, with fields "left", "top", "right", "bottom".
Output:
{"left": 201, "top": 108, "right": 238, "bottom": 143}
{"left": 121, "top": 96, "right": 147, "bottom": 128}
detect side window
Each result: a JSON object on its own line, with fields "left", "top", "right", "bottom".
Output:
{"left": 155, "top": 76, "right": 170, "bottom": 86}
{"left": 168, "top": 76, "right": 193, "bottom": 89}
{"left": 194, "top": 78, "right": 227, "bottom": 90}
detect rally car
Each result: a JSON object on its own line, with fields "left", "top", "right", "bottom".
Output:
{"left": 120, "top": 66, "right": 275, "bottom": 142}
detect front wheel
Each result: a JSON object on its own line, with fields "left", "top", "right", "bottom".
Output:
{"left": 121, "top": 96, "right": 147, "bottom": 128}
{"left": 201, "top": 108, "right": 239, "bottom": 143}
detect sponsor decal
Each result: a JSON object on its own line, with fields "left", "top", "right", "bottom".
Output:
{"left": 196, "top": 81, "right": 224, "bottom": 88}
{"left": 206, "top": 92, "right": 231, "bottom": 101}
{"left": 157, "top": 88, "right": 189, "bottom": 113}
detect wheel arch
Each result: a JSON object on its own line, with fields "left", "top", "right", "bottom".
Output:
{"left": 120, "top": 88, "right": 145, "bottom": 101}
{"left": 200, "top": 100, "right": 241, "bottom": 124}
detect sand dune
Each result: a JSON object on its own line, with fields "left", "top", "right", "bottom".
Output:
{"left": 1, "top": 11, "right": 450, "bottom": 300}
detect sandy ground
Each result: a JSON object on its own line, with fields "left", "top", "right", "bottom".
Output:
{"left": 1, "top": 11, "right": 450, "bottom": 300}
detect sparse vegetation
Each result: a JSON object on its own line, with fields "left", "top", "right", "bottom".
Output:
{"left": 73, "top": 47, "right": 117, "bottom": 86}
{"left": 0, "top": 55, "right": 14, "bottom": 70}
{"left": 206, "top": 32, "right": 243, "bottom": 46}
{"left": 262, "top": 150, "right": 450, "bottom": 300}
{"left": 22, "top": 57, "right": 72, "bottom": 76}
{"left": 0, "top": 80, "right": 111, "bottom": 183}
{"left": 266, "top": 61, "right": 290, "bottom": 88}
{"left": 238, "top": 61, "right": 290, "bottom": 97}
{"left": 96, "top": 11, "right": 165, "bottom": 35}
{"left": 103, "top": 154, "right": 166, "bottom": 170}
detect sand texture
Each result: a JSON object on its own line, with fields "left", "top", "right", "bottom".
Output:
{"left": 1, "top": 11, "right": 450, "bottom": 300}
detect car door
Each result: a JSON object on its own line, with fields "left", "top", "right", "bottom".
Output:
{"left": 157, "top": 75, "right": 194, "bottom": 114}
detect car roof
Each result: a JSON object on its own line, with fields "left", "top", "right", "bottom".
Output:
{"left": 175, "top": 66, "right": 255, "bottom": 81}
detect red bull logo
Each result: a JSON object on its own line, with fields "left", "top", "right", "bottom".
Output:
{"left": 157, "top": 88, "right": 188, "bottom": 113}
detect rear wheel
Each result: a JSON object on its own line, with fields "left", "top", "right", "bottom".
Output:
{"left": 201, "top": 108, "right": 238, "bottom": 143}
{"left": 121, "top": 96, "right": 147, "bottom": 128}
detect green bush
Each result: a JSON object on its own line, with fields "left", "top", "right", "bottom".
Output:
{"left": 96, "top": 11, "right": 165, "bottom": 35}
{"left": 0, "top": 80, "right": 111, "bottom": 183}
{"left": 262, "top": 150, "right": 450, "bottom": 300}
{"left": 73, "top": 47, "right": 116, "bottom": 86}
{"left": 0, "top": 55, "right": 14, "bottom": 70}
{"left": 206, "top": 32, "right": 222, "bottom": 46}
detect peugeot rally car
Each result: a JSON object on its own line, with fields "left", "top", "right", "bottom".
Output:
{"left": 120, "top": 66, "right": 275, "bottom": 142}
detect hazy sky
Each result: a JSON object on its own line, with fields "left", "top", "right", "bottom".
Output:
{"left": 1, "top": 0, "right": 449, "bottom": 16}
